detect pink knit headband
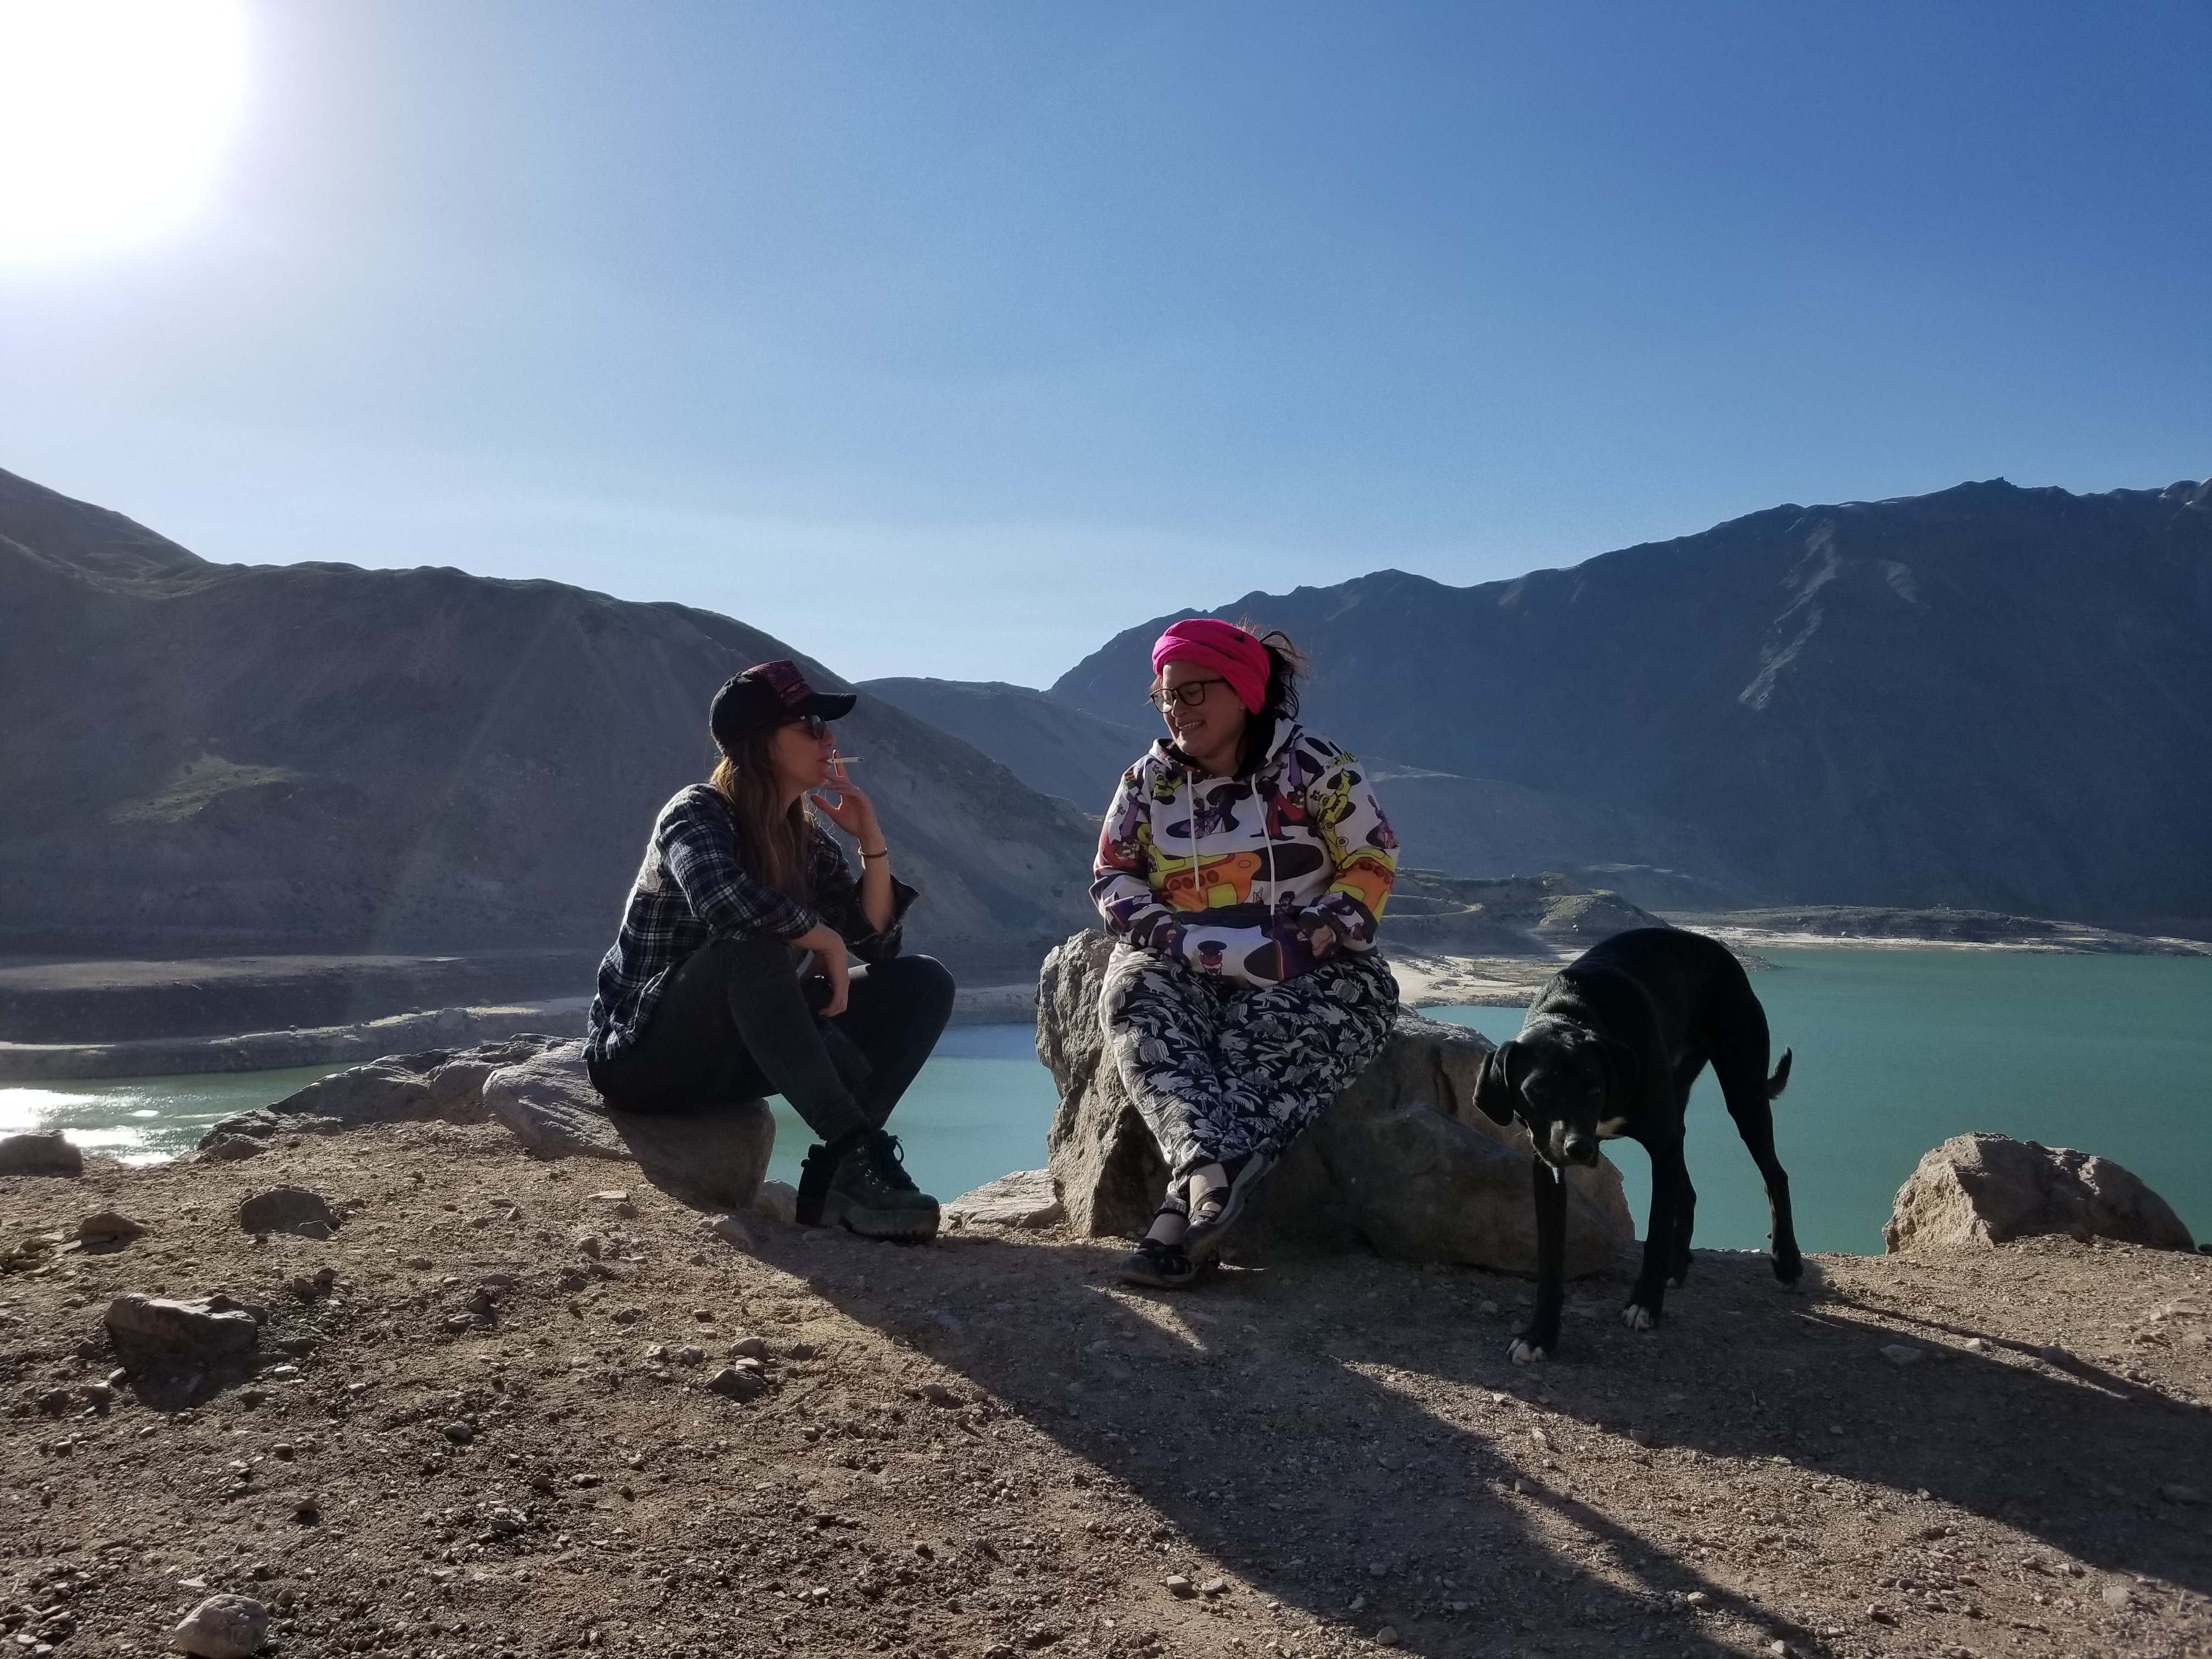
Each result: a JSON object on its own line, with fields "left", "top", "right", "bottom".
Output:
{"left": 1151, "top": 618, "right": 1269, "bottom": 715}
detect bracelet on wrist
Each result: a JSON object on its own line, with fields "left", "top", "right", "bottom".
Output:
{"left": 859, "top": 845, "right": 890, "bottom": 860}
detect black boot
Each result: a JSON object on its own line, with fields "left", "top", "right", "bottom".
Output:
{"left": 822, "top": 1129, "right": 939, "bottom": 1242}
{"left": 795, "top": 1141, "right": 838, "bottom": 1228}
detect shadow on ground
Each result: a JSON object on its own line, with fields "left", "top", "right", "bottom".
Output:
{"left": 741, "top": 1221, "right": 2212, "bottom": 1659}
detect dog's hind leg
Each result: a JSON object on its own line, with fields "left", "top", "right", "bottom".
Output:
{"left": 1713, "top": 1023, "right": 1802, "bottom": 1285}
{"left": 1510, "top": 1158, "right": 1568, "bottom": 1363}
{"left": 1625, "top": 1135, "right": 1687, "bottom": 1331}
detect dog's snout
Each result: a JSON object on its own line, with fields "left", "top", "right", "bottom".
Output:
{"left": 1561, "top": 1135, "right": 1600, "bottom": 1166}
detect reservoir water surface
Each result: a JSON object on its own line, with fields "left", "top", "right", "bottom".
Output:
{"left": 6, "top": 947, "right": 2206, "bottom": 1256}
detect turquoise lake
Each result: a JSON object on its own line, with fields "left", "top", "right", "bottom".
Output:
{"left": 5, "top": 947, "right": 2206, "bottom": 1256}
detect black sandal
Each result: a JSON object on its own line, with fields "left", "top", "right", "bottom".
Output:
{"left": 1183, "top": 1152, "right": 1269, "bottom": 1264}
{"left": 1118, "top": 1205, "right": 1198, "bottom": 1289}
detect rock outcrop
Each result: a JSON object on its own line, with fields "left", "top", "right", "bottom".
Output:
{"left": 945, "top": 1169, "right": 1065, "bottom": 1231}
{"left": 247, "top": 1036, "right": 572, "bottom": 1129}
{"left": 1037, "top": 932, "right": 1633, "bottom": 1274}
{"left": 196, "top": 1035, "right": 775, "bottom": 1217}
{"left": 482, "top": 1043, "right": 774, "bottom": 1213}
{"left": 1884, "top": 1132, "right": 2196, "bottom": 1253}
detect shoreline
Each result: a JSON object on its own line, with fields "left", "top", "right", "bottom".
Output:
{"left": 0, "top": 983, "right": 1044, "bottom": 1084}
{"left": 1682, "top": 924, "right": 2211, "bottom": 956}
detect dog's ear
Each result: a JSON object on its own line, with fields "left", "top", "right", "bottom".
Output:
{"left": 1473, "top": 1040, "right": 1521, "bottom": 1125}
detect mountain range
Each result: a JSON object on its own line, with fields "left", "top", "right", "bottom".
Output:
{"left": 1030, "top": 479, "right": 2212, "bottom": 935}
{"left": 8, "top": 467, "right": 2208, "bottom": 978}
{"left": 0, "top": 467, "right": 1096, "bottom": 979}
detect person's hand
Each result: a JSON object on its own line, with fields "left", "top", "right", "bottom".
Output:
{"left": 809, "top": 759, "right": 882, "bottom": 848}
{"left": 1130, "top": 911, "right": 1187, "bottom": 961}
{"left": 1295, "top": 906, "right": 1340, "bottom": 958}
{"left": 795, "top": 923, "right": 850, "bottom": 1017}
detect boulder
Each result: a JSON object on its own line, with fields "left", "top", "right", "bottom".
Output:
{"left": 194, "top": 1108, "right": 345, "bottom": 1147}
{"left": 254, "top": 1035, "right": 568, "bottom": 1131}
{"left": 1885, "top": 1132, "right": 2196, "bottom": 1253}
{"left": 482, "top": 1043, "right": 632, "bottom": 1160}
{"left": 264, "top": 1059, "right": 435, "bottom": 1125}
{"left": 753, "top": 1178, "right": 799, "bottom": 1224}
{"left": 946, "top": 1168, "right": 1065, "bottom": 1231}
{"left": 482, "top": 1041, "right": 775, "bottom": 1212}
{"left": 1037, "top": 932, "right": 1633, "bottom": 1275}
{"left": 238, "top": 1187, "right": 338, "bottom": 1239}
{"left": 168, "top": 1593, "right": 268, "bottom": 1659}
{"left": 0, "top": 1131, "right": 83, "bottom": 1177}
{"left": 105, "top": 1293, "right": 262, "bottom": 1407}
{"left": 78, "top": 1210, "right": 146, "bottom": 1245}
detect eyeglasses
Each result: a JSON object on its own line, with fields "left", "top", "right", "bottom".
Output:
{"left": 786, "top": 713, "right": 831, "bottom": 739}
{"left": 1148, "top": 678, "right": 1227, "bottom": 713}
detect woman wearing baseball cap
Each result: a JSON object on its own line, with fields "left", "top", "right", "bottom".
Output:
{"left": 583, "top": 659, "right": 952, "bottom": 1240}
{"left": 1093, "top": 619, "right": 1401, "bottom": 1286}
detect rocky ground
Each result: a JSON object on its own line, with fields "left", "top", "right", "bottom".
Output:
{"left": 6, "top": 1127, "right": 2212, "bottom": 1659}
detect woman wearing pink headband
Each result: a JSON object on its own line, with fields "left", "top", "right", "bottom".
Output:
{"left": 1091, "top": 619, "right": 1402, "bottom": 1288}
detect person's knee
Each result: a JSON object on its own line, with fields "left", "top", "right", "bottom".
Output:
{"left": 890, "top": 954, "right": 957, "bottom": 1017}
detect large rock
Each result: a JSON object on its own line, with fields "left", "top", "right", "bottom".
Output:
{"left": 1038, "top": 932, "right": 1633, "bottom": 1275}
{"left": 0, "top": 1131, "right": 83, "bottom": 1176}
{"left": 168, "top": 1593, "right": 268, "bottom": 1659}
{"left": 946, "top": 1169, "right": 1065, "bottom": 1231}
{"left": 482, "top": 1041, "right": 775, "bottom": 1212}
{"left": 237, "top": 1187, "right": 338, "bottom": 1239}
{"left": 1885, "top": 1132, "right": 2196, "bottom": 1253}
{"left": 105, "top": 1293, "right": 262, "bottom": 1407}
{"left": 236, "top": 1035, "right": 570, "bottom": 1135}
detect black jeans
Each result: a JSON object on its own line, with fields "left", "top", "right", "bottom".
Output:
{"left": 588, "top": 936, "right": 956, "bottom": 1144}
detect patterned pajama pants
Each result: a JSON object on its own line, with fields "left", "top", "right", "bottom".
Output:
{"left": 1100, "top": 944, "right": 1399, "bottom": 1192}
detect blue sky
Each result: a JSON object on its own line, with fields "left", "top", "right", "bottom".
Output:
{"left": 3, "top": 1, "right": 2208, "bottom": 686}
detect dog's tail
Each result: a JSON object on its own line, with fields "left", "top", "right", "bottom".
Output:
{"left": 1767, "top": 1047, "right": 1793, "bottom": 1099}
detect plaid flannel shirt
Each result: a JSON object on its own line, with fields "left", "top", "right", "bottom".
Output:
{"left": 584, "top": 784, "right": 915, "bottom": 1063}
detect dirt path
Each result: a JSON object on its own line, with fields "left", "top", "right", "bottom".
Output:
{"left": 7, "top": 1125, "right": 2211, "bottom": 1659}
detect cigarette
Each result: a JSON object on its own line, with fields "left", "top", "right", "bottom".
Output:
{"left": 831, "top": 755, "right": 864, "bottom": 764}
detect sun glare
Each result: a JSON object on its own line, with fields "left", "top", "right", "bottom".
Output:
{"left": 0, "top": 0, "right": 249, "bottom": 266}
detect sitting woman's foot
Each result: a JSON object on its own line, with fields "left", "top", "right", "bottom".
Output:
{"left": 822, "top": 1129, "right": 940, "bottom": 1241}
{"left": 1182, "top": 1152, "right": 1268, "bottom": 1263}
{"left": 1119, "top": 1201, "right": 1196, "bottom": 1288}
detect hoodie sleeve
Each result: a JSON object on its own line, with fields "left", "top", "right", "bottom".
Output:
{"left": 1090, "top": 762, "right": 1187, "bottom": 957}
{"left": 1304, "top": 750, "right": 1398, "bottom": 952}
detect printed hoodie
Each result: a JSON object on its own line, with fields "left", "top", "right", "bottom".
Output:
{"left": 1091, "top": 721, "right": 1398, "bottom": 987}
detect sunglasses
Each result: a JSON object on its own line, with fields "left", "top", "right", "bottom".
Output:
{"left": 786, "top": 713, "right": 832, "bottom": 739}
{"left": 1148, "top": 677, "right": 1227, "bottom": 713}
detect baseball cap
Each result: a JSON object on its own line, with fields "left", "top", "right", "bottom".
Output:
{"left": 709, "top": 659, "right": 858, "bottom": 751}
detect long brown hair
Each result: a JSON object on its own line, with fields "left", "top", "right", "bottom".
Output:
{"left": 709, "top": 724, "right": 812, "bottom": 900}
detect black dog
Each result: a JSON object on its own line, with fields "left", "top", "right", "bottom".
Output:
{"left": 1472, "top": 926, "right": 1798, "bottom": 1361}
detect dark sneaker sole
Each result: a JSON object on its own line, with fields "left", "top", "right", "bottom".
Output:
{"left": 1117, "top": 1249, "right": 1197, "bottom": 1289}
{"left": 823, "top": 1193, "right": 940, "bottom": 1242}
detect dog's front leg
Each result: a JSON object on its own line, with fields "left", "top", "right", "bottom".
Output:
{"left": 1510, "top": 1157, "right": 1567, "bottom": 1363}
{"left": 1626, "top": 1136, "right": 1687, "bottom": 1331}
